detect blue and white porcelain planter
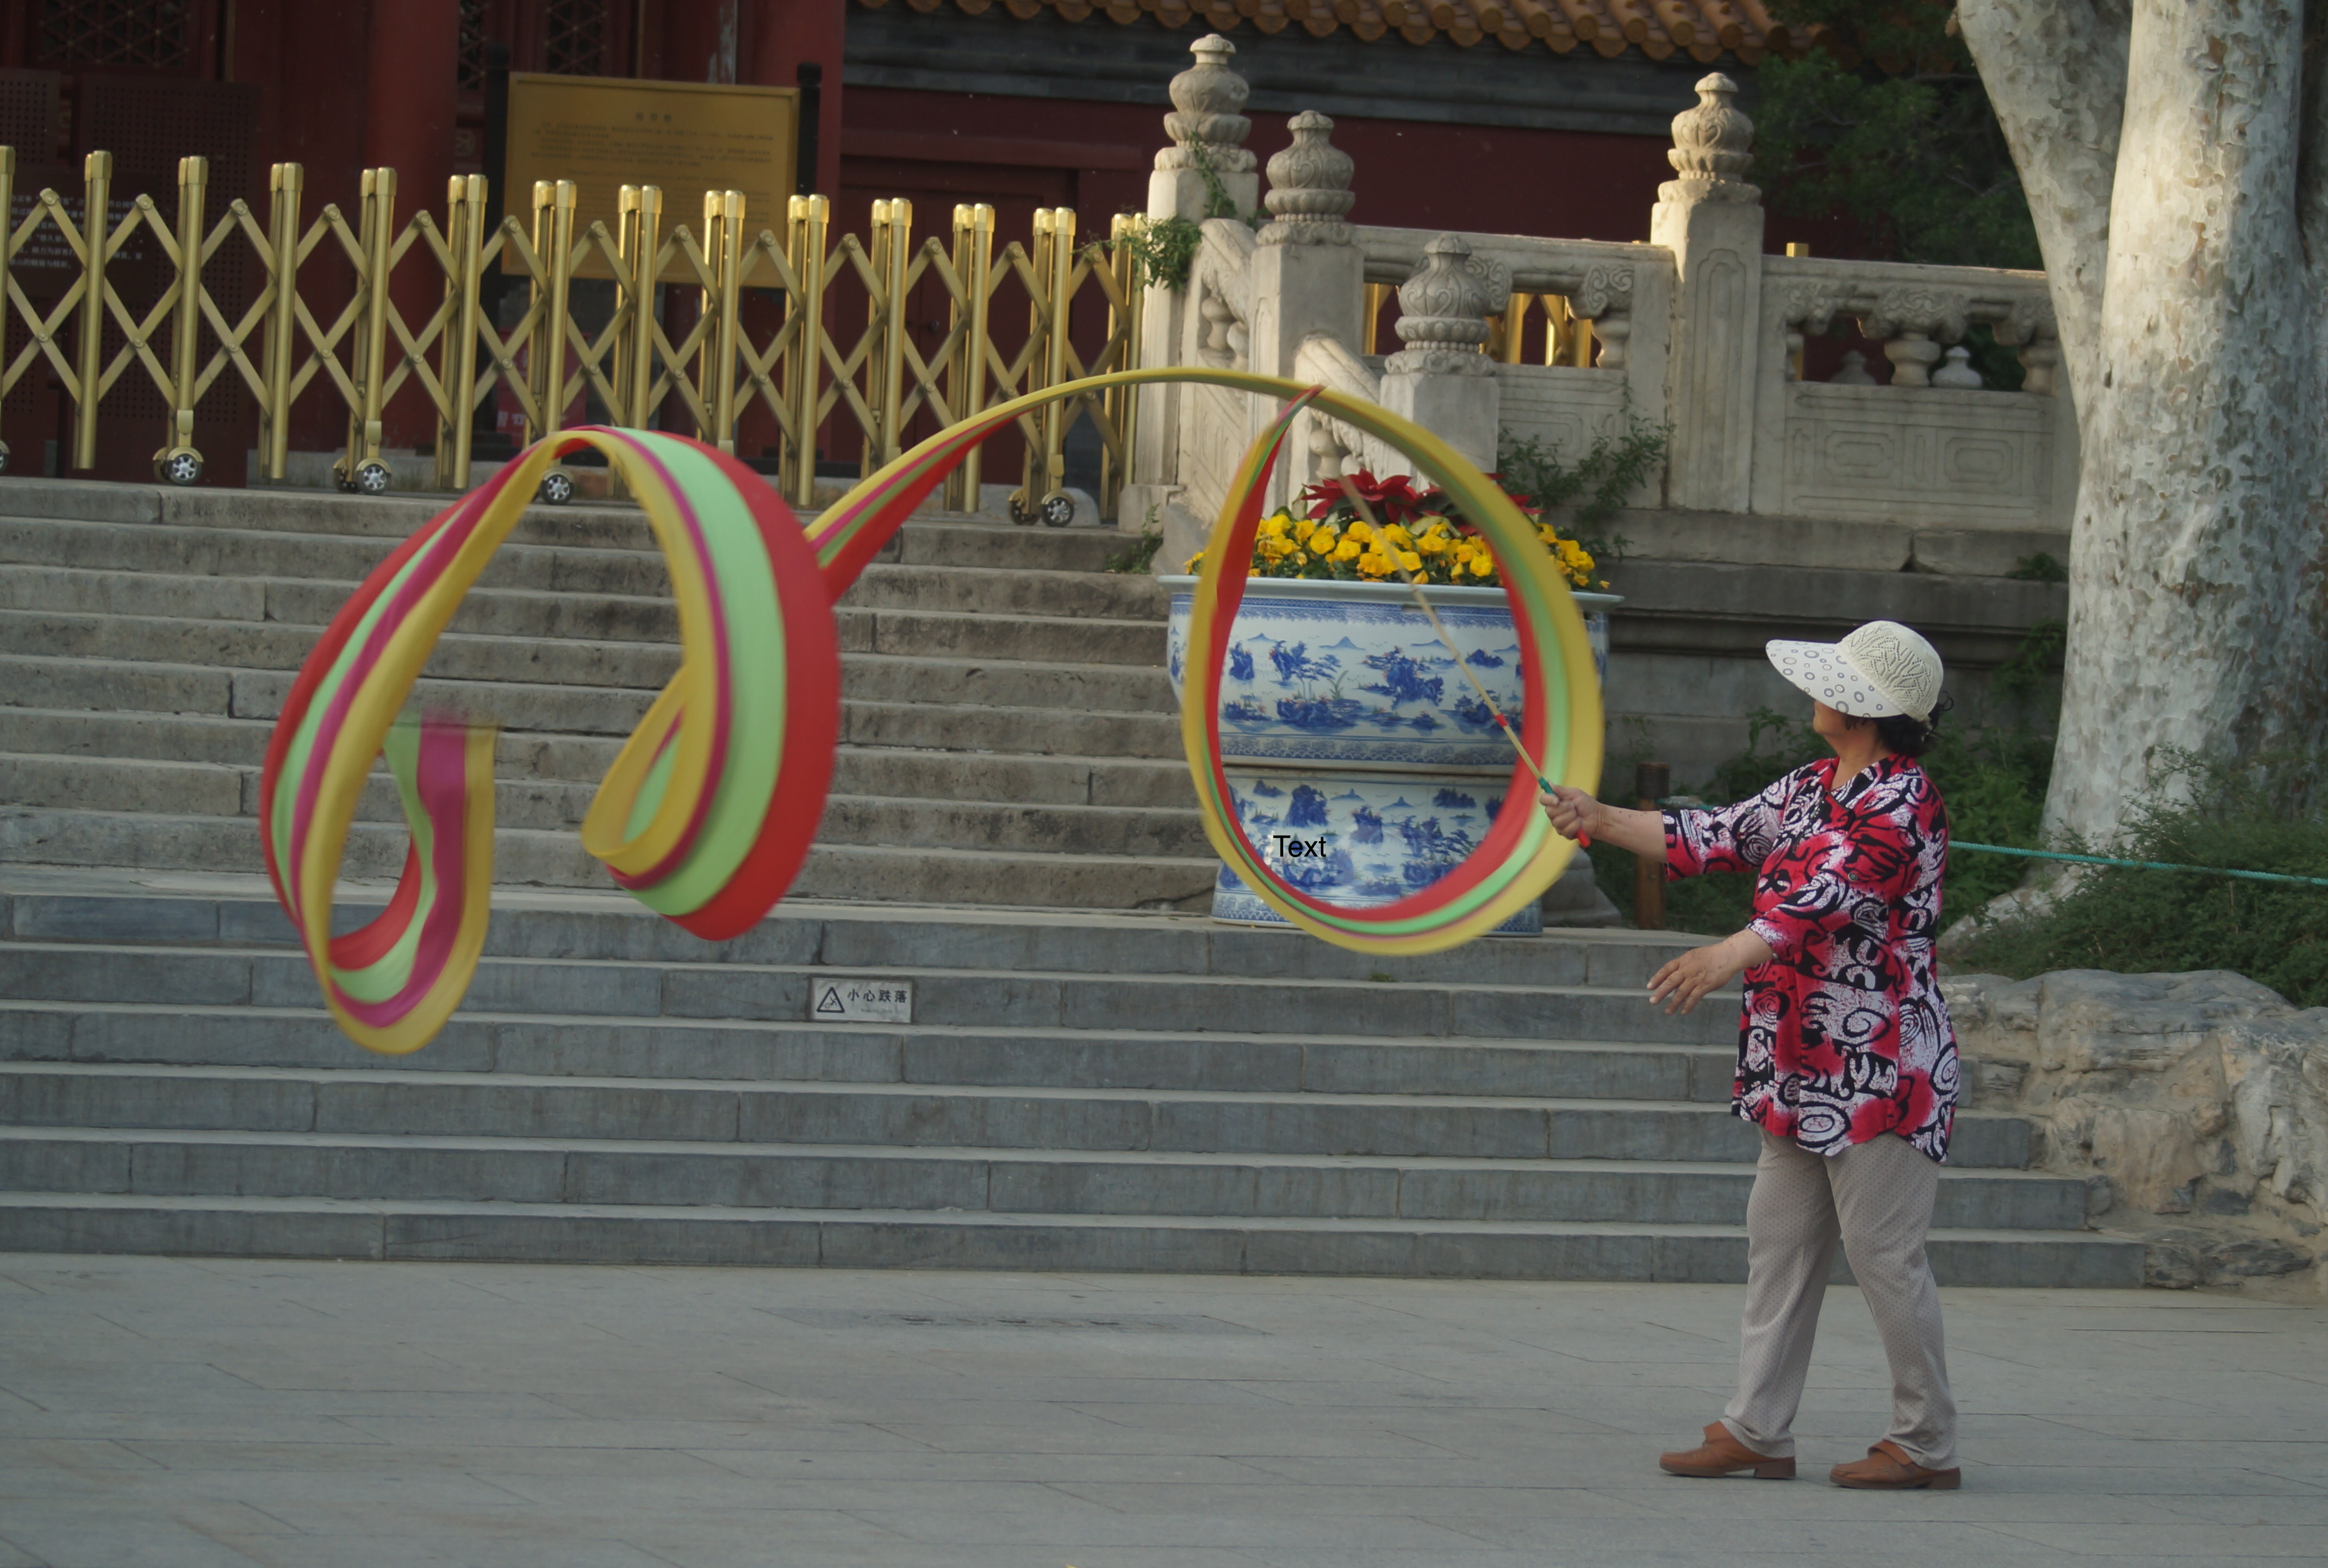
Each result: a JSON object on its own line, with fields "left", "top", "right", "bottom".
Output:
{"left": 1164, "top": 576, "right": 1618, "bottom": 934}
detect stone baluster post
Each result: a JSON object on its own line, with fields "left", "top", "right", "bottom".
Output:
{"left": 1859, "top": 288, "right": 1970, "bottom": 388}
{"left": 1649, "top": 72, "right": 1763, "bottom": 511}
{"left": 1248, "top": 108, "right": 1357, "bottom": 343}
{"left": 1379, "top": 233, "right": 1503, "bottom": 473}
{"left": 1128, "top": 35, "right": 1257, "bottom": 523}
{"left": 1247, "top": 110, "right": 1364, "bottom": 509}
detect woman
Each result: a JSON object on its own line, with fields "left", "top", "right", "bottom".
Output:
{"left": 1542, "top": 620, "right": 1963, "bottom": 1491}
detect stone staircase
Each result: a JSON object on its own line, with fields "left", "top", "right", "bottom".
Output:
{"left": 0, "top": 476, "right": 1217, "bottom": 909}
{"left": 0, "top": 473, "right": 2141, "bottom": 1284}
{"left": 0, "top": 872, "right": 2139, "bottom": 1283}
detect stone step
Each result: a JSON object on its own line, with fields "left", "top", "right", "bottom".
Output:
{"left": 0, "top": 518, "right": 1162, "bottom": 621}
{"left": 1, "top": 882, "right": 1694, "bottom": 986}
{"left": 0, "top": 1123, "right": 2092, "bottom": 1229}
{"left": 0, "top": 1060, "right": 2031, "bottom": 1166}
{"left": 0, "top": 810, "right": 1223, "bottom": 905}
{"left": 0, "top": 1191, "right": 2147, "bottom": 1285}
{"left": 0, "top": 475, "right": 1131, "bottom": 571}
{"left": 0, "top": 711, "right": 1200, "bottom": 808}
{"left": 0, "top": 1003, "right": 1732, "bottom": 1099}
{"left": 0, "top": 940, "right": 1744, "bottom": 1047}
{"left": 0, "top": 755, "right": 1211, "bottom": 852}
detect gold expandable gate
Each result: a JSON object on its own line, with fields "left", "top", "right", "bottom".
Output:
{"left": 0, "top": 148, "right": 1146, "bottom": 518}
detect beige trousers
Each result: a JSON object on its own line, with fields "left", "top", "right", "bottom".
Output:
{"left": 1719, "top": 1129, "right": 1958, "bottom": 1470}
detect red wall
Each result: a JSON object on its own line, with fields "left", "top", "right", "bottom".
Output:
{"left": 842, "top": 85, "right": 1683, "bottom": 246}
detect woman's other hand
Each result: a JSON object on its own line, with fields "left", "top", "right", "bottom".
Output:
{"left": 1646, "top": 929, "right": 1776, "bottom": 1015}
{"left": 1540, "top": 784, "right": 1602, "bottom": 843}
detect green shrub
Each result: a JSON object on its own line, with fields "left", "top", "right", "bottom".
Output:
{"left": 1958, "top": 752, "right": 2328, "bottom": 1007}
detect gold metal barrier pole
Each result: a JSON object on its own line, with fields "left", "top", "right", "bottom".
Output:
{"left": 945, "top": 202, "right": 992, "bottom": 513}
{"left": 623, "top": 183, "right": 662, "bottom": 428}
{"left": 860, "top": 198, "right": 891, "bottom": 478}
{"left": 345, "top": 166, "right": 397, "bottom": 488}
{"left": 612, "top": 185, "right": 639, "bottom": 426}
{"left": 708, "top": 189, "right": 743, "bottom": 452}
{"left": 787, "top": 192, "right": 828, "bottom": 507}
{"left": 1018, "top": 207, "right": 1054, "bottom": 513}
{"left": 879, "top": 197, "right": 911, "bottom": 467}
{"left": 1101, "top": 210, "right": 1142, "bottom": 522}
{"left": 72, "top": 150, "right": 112, "bottom": 471}
{"left": 530, "top": 179, "right": 574, "bottom": 443}
{"left": 262, "top": 163, "right": 302, "bottom": 482}
{"left": 156, "top": 155, "right": 208, "bottom": 482}
{"left": 1040, "top": 206, "right": 1075, "bottom": 514}
{"left": 441, "top": 172, "right": 485, "bottom": 489}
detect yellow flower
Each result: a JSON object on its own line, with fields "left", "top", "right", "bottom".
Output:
{"left": 1397, "top": 550, "right": 1422, "bottom": 572}
{"left": 1418, "top": 534, "right": 1446, "bottom": 554}
{"left": 1292, "top": 551, "right": 1309, "bottom": 566}
{"left": 1468, "top": 554, "right": 1493, "bottom": 578}
{"left": 1260, "top": 514, "right": 1289, "bottom": 538}
{"left": 1184, "top": 552, "right": 1205, "bottom": 573}
{"left": 1384, "top": 524, "right": 1412, "bottom": 547}
{"left": 1332, "top": 540, "right": 1360, "bottom": 562}
{"left": 1345, "top": 520, "right": 1373, "bottom": 544}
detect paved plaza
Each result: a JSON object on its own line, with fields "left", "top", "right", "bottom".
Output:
{"left": 0, "top": 1257, "right": 2323, "bottom": 1566}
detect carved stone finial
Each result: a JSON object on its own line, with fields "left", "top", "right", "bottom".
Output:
{"left": 1259, "top": 110, "right": 1354, "bottom": 246}
{"left": 1659, "top": 72, "right": 1759, "bottom": 206}
{"left": 1387, "top": 234, "right": 1501, "bottom": 377}
{"left": 1158, "top": 35, "right": 1255, "bottom": 175}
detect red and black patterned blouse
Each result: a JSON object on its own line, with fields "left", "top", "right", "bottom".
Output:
{"left": 1664, "top": 755, "right": 1959, "bottom": 1162}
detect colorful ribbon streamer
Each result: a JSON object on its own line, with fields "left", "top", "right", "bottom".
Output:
{"left": 264, "top": 370, "right": 1600, "bottom": 1054}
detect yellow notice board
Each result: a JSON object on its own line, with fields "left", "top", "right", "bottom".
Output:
{"left": 504, "top": 73, "right": 799, "bottom": 279}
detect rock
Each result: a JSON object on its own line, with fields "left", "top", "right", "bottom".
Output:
{"left": 1945, "top": 969, "right": 2328, "bottom": 1280}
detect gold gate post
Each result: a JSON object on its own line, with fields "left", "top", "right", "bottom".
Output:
{"left": 437, "top": 173, "right": 485, "bottom": 490}
{"left": 1038, "top": 207, "right": 1076, "bottom": 513}
{"left": 617, "top": 183, "right": 662, "bottom": 428}
{"left": 528, "top": 179, "right": 575, "bottom": 444}
{"left": 1100, "top": 211, "right": 1142, "bottom": 521}
{"left": 156, "top": 155, "right": 209, "bottom": 481}
{"left": 1018, "top": 207, "right": 1054, "bottom": 511}
{"left": 878, "top": 198, "right": 910, "bottom": 467}
{"left": 860, "top": 198, "right": 891, "bottom": 476}
{"left": 343, "top": 166, "right": 398, "bottom": 486}
{"left": 260, "top": 163, "right": 302, "bottom": 482}
{"left": 706, "top": 190, "right": 743, "bottom": 453}
{"left": 786, "top": 192, "right": 829, "bottom": 508}
{"left": 72, "top": 151, "right": 112, "bottom": 471}
{"left": 944, "top": 202, "right": 992, "bottom": 513}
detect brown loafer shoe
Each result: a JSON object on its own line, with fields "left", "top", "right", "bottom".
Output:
{"left": 1658, "top": 1421, "right": 1795, "bottom": 1479}
{"left": 1829, "top": 1439, "right": 1962, "bottom": 1490}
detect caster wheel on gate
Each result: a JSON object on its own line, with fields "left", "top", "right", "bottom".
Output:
{"left": 0, "top": 439, "right": 13, "bottom": 476}
{"left": 353, "top": 459, "right": 394, "bottom": 496}
{"left": 1007, "top": 488, "right": 1036, "bottom": 526}
{"left": 154, "top": 447, "right": 203, "bottom": 486}
{"left": 331, "top": 463, "right": 356, "bottom": 494}
{"left": 1037, "top": 489, "right": 1075, "bottom": 528}
{"left": 538, "top": 469, "right": 575, "bottom": 506}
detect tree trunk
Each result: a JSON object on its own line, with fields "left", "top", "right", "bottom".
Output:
{"left": 1960, "top": 0, "right": 2328, "bottom": 845}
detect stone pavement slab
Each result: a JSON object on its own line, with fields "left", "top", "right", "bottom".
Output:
{"left": 0, "top": 1256, "right": 2322, "bottom": 1567}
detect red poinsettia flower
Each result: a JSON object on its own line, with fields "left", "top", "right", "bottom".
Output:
{"left": 1297, "top": 469, "right": 1425, "bottom": 525}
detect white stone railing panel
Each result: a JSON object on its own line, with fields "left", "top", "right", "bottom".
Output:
{"left": 1771, "top": 383, "right": 2066, "bottom": 530}
{"left": 1751, "top": 254, "right": 2074, "bottom": 529}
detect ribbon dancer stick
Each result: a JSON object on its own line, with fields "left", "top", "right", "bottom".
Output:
{"left": 1330, "top": 473, "right": 1589, "bottom": 847}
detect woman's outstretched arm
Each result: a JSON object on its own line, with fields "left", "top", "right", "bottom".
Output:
{"left": 1539, "top": 784, "right": 1666, "bottom": 860}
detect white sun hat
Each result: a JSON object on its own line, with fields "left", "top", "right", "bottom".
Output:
{"left": 1766, "top": 620, "right": 1944, "bottom": 722}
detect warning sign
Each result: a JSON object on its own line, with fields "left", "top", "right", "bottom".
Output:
{"left": 809, "top": 978, "right": 913, "bottom": 1024}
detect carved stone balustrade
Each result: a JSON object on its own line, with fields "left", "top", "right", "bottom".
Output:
{"left": 1130, "top": 35, "right": 2079, "bottom": 554}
